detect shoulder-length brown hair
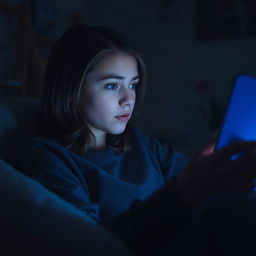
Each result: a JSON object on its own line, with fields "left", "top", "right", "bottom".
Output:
{"left": 41, "top": 24, "right": 147, "bottom": 155}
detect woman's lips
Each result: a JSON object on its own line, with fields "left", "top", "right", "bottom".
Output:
{"left": 115, "top": 114, "right": 130, "bottom": 122}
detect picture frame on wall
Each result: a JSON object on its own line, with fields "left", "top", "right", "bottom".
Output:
{"left": 196, "top": 0, "right": 256, "bottom": 40}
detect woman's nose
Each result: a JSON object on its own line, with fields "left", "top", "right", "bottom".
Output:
{"left": 119, "top": 89, "right": 135, "bottom": 107}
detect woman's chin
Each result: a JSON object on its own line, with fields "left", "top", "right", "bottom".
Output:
{"left": 109, "top": 125, "right": 127, "bottom": 135}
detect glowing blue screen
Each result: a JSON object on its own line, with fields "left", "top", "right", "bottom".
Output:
{"left": 216, "top": 75, "right": 256, "bottom": 150}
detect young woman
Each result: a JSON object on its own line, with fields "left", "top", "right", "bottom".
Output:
{"left": 22, "top": 24, "right": 256, "bottom": 255}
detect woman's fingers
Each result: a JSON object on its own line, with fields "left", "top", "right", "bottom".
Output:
{"left": 219, "top": 153, "right": 256, "bottom": 191}
{"left": 176, "top": 141, "right": 256, "bottom": 209}
{"left": 229, "top": 158, "right": 256, "bottom": 183}
{"left": 211, "top": 141, "right": 256, "bottom": 163}
{"left": 195, "top": 141, "right": 216, "bottom": 157}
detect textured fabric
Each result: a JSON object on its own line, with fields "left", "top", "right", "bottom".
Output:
{"left": 0, "top": 159, "right": 132, "bottom": 256}
{"left": 22, "top": 127, "right": 189, "bottom": 222}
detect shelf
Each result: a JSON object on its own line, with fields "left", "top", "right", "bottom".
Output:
{"left": 0, "top": 2, "right": 76, "bottom": 98}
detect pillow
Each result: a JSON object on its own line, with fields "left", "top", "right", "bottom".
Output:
{"left": 0, "top": 159, "right": 132, "bottom": 256}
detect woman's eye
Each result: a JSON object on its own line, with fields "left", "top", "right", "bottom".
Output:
{"left": 105, "top": 83, "right": 118, "bottom": 90}
{"left": 129, "top": 83, "right": 138, "bottom": 90}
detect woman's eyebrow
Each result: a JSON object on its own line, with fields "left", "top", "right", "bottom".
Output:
{"left": 131, "top": 76, "right": 140, "bottom": 81}
{"left": 98, "top": 74, "right": 139, "bottom": 81}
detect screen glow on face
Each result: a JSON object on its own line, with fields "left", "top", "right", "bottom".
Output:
{"left": 80, "top": 52, "right": 139, "bottom": 141}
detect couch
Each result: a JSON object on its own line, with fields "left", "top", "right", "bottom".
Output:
{"left": 0, "top": 97, "right": 132, "bottom": 256}
{"left": 0, "top": 98, "right": 40, "bottom": 168}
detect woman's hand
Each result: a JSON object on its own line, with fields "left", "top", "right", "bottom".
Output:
{"left": 175, "top": 141, "right": 256, "bottom": 209}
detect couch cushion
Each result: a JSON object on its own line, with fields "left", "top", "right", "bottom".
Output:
{"left": 0, "top": 159, "right": 132, "bottom": 255}
{"left": 0, "top": 98, "right": 40, "bottom": 168}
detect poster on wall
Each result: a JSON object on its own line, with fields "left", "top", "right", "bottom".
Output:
{"left": 196, "top": 0, "right": 256, "bottom": 40}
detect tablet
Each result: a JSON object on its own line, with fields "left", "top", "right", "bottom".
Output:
{"left": 215, "top": 74, "right": 256, "bottom": 152}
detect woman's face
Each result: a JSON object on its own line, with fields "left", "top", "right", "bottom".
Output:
{"left": 81, "top": 51, "right": 139, "bottom": 139}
